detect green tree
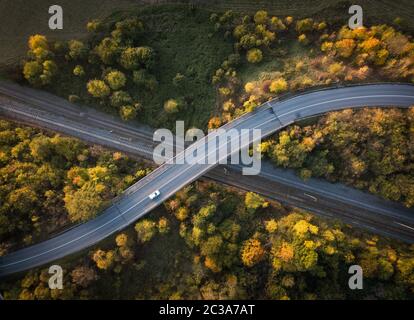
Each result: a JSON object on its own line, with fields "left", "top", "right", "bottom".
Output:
{"left": 110, "top": 91, "right": 132, "bottom": 108}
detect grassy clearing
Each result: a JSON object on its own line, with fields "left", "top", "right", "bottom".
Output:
{"left": 2, "top": 0, "right": 413, "bottom": 66}
{"left": 208, "top": 0, "right": 414, "bottom": 31}
{"left": 114, "top": 5, "right": 234, "bottom": 128}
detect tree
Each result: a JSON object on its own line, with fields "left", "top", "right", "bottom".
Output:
{"left": 200, "top": 235, "right": 223, "bottom": 257}
{"left": 132, "top": 69, "right": 158, "bottom": 91}
{"left": 115, "top": 233, "right": 129, "bottom": 247}
{"left": 173, "top": 73, "right": 186, "bottom": 87}
{"left": 269, "top": 78, "right": 288, "bottom": 93}
{"left": 67, "top": 40, "right": 87, "bottom": 60}
{"left": 254, "top": 10, "right": 268, "bottom": 25}
{"left": 241, "top": 238, "right": 265, "bottom": 267}
{"left": 94, "top": 37, "right": 120, "bottom": 65}
{"left": 92, "top": 249, "right": 115, "bottom": 270}
{"left": 119, "top": 105, "right": 137, "bottom": 121}
{"left": 86, "top": 19, "right": 102, "bottom": 33}
{"left": 298, "top": 34, "right": 309, "bottom": 45}
{"left": 164, "top": 99, "right": 179, "bottom": 114}
{"left": 295, "top": 18, "right": 314, "bottom": 33}
{"left": 64, "top": 182, "right": 104, "bottom": 222}
{"left": 175, "top": 207, "right": 189, "bottom": 221}
{"left": 335, "top": 39, "right": 356, "bottom": 58}
{"left": 28, "top": 34, "right": 49, "bottom": 51}
{"left": 245, "top": 192, "right": 268, "bottom": 213}
{"left": 265, "top": 219, "right": 278, "bottom": 233}
{"left": 135, "top": 219, "right": 157, "bottom": 243}
{"left": 110, "top": 91, "right": 132, "bottom": 108}
{"left": 23, "top": 61, "right": 43, "bottom": 85}
{"left": 29, "top": 135, "right": 53, "bottom": 161}
{"left": 113, "top": 17, "right": 144, "bottom": 42}
{"left": 73, "top": 65, "right": 85, "bottom": 77}
{"left": 120, "top": 47, "right": 155, "bottom": 70}
{"left": 40, "top": 60, "right": 57, "bottom": 85}
{"left": 87, "top": 80, "right": 110, "bottom": 98}
{"left": 105, "top": 70, "right": 126, "bottom": 90}
{"left": 158, "top": 217, "right": 170, "bottom": 234}
{"left": 246, "top": 48, "right": 263, "bottom": 64}
{"left": 71, "top": 266, "right": 97, "bottom": 287}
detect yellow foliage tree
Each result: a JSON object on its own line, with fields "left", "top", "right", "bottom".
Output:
{"left": 241, "top": 238, "right": 265, "bottom": 267}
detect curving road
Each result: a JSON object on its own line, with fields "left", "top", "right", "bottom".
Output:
{"left": 1, "top": 83, "right": 414, "bottom": 277}
{"left": 1, "top": 81, "right": 414, "bottom": 246}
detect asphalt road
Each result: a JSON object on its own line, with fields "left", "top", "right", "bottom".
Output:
{"left": 0, "top": 82, "right": 414, "bottom": 277}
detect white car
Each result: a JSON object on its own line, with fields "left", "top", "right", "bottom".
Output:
{"left": 148, "top": 190, "right": 161, "bottom": 200}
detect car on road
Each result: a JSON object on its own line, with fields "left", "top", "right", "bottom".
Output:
{"left": 148, "top": 190, "right": 161, "bottom": 200}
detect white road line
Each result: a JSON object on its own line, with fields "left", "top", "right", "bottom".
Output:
{"left": 278, "top": 95, "right": 414, "bottom": 117}
{"left": 394, "top": 222, "right": 414, "bottom": 231}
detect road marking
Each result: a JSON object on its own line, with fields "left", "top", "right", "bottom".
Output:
{"left": 394, "top": 222, "right": 414, "bottom": 231}
{"left": 278, "top": 95, "right": 414, "bottom": 117}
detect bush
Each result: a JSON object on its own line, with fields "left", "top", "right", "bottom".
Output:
{"left": 246, "top": 48, "right": 263, "bottom": 63}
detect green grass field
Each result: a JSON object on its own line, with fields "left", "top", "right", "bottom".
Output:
{"left": 1, "top": 0, "right": 413, "bottom": 66}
